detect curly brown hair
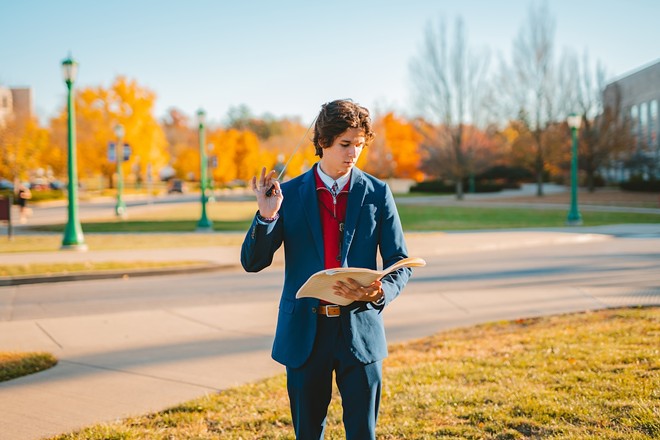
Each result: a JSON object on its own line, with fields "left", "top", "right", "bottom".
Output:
{"left": 312, "top": 99, "right": 375, "bottom": 158}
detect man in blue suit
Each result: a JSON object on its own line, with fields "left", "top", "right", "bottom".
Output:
{"left": 241, "top": 99, "right": 412, "bottom": 439}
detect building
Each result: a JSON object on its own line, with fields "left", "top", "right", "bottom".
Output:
{"left": 0, "top": 85, "right": 34, "bottom": 128}
{"left": 0, "top": 86, "right": 12, "bottom": 128}
{"left": 603, "top": 60, "right": 660, "bottom": 180}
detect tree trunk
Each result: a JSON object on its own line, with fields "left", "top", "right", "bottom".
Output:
{"left": 455, "top": 180, "right": 464, "bottom": 200}
{"left": 534, "top": 129, "right": 544, "bottom": 197}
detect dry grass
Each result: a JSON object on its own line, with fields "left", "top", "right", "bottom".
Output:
{"left": 1, "top": 233, "right": 244, "bottom": 253}
{"left": 51, "top": 307, "right": 660, "bottom": 440}
{"left": 0, "top": 261, "right": 208, "bottom": 277}
{"left": 0, "top": 352, "right": 58, "bottom": 382}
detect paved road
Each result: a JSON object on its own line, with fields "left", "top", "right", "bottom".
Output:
{"left": 1, "top": 225, "right": 659, "bottom": 439}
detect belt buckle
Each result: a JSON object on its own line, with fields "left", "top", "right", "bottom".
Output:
{"left": 324, "top": 305, "right": 340, "bottom": 317}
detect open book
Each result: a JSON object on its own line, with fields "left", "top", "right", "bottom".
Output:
{"left": 295, "top": 257, "right": 426, "bottom": 306}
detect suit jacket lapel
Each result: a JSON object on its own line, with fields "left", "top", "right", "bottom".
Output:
{"left": 341, "top": 168, "right": 367, "bottom": 264}
{"left": 300, "top": 165, "right": 325, "bottom": 263}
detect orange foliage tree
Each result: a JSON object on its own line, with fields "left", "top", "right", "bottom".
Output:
{"left": 363, "top": 113, "right": 423, "bottom": 180}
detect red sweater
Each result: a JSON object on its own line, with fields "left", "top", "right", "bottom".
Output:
{"left": 315, "top": 171, "right": 350, "bottom": 269}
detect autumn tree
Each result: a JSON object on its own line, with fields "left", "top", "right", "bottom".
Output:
{"left": 205, "top": 127, "right": 273, "bottom": 186}
{"left": 49, "top": 76, "right": 169, "bottom": 188}
{"left": 226, "top": 104, "right": 283, "bottom": 140}
{"left": 569, "top": 54, "right": 633, "bottom": 191}
{"left": 495, "top": 1, "right": 573, "bottom": 196}
{"left": 162, "top": 108, "right": 197, "bottom": 180}
{"left": 257, "top": 117, "right": 317, "bottom": 180}
{"left": 0, "top": 117, "right": 50, "bottom": 183}
{"left": 409, "top": 16, "right": 490, "bottom": 199}
{"left": 363, "top": 113, "right": 423, "bottom": 180}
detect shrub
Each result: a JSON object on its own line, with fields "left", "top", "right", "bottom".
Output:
{"left": 409, "top": 180, "right": 505, "bottom": 194}
{"left": 620, "top": 179, "right": 660, "bottom": 192}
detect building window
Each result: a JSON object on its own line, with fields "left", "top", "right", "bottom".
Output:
{"left": 631, "top": 105, "right": 639, "bottom": 148}
{"left": 650, "top": 100, "right": 658, "bottom": 149}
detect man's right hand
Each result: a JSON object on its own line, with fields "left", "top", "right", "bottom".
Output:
{"left": 251, "top": 167, "right": 283, "bottom": 219}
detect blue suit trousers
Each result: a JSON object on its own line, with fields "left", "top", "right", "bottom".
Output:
{"left": 286, "top": 316, "right": 382, "bottom": 440}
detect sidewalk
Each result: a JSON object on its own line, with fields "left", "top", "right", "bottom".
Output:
{"left": 1, "top": 225, "right": 659, "bottom": 440}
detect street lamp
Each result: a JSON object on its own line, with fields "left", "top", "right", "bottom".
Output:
{"left": 566, "top": 113, "right": 583, "bottom": 225}
{"left": 196, "top": 109, "right": 213, "bottom": 231}
{"left": 114, "top": 124, "right": 127, "bottom": 218}
{"left": 60, "top": 55, "right": 87, "bottom": 251}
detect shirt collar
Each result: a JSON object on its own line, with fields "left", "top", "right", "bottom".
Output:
{"left": 316, "top": 163, "right": 351, "bottom": 192}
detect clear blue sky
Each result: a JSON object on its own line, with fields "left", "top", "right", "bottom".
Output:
{"left": 2, "top": 0, "right": 658, "bottom": 126}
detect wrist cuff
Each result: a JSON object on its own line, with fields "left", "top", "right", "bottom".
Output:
{"left": 372, "top": 291, "right": 386, "bottom": 306}
{"left": 257, "top": 212, "right": 279, "bottom": 223}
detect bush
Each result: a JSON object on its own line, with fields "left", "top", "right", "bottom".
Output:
{"left": 0, "top": 189, "right": 64, "bottom": 203}
{"left": 620, "top": 179, "right": 660, "bottom": 192}
{"left": 22, "top": 189, "right": 65, "bottom": 203}
{"left": 409, "top": 180, "right": 455, "bottom": 193}
{"left": 476, "top": 165, "right": 533, "bottom": 183}
{"left": 409, "top": 180, "right": 505, "bottom": 194}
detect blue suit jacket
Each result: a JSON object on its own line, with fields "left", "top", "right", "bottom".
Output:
{"left": 241, "top": 165, "right": 411, "bottom": 368}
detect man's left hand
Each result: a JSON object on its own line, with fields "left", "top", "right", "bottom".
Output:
{"left": 333, "top": 278, "right": 383, "bottom": 303}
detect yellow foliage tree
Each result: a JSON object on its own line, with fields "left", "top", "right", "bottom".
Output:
{"left": 258, "top": 118, "right": 316, "bottom": 181}
{"left": 163, "top": 108, "right": 196, "bottom": 180}
{"left": 207, "top": 128, "right": 271, "bottom": 185}
{"left": 0, "top": 118, "right": 50, "bottom": 183}
{"left": 49, "top": 76, "right": 169, "bottom": 188}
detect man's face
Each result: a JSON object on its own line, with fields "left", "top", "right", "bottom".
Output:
{"left": 319, "top": 127, "right": 365, "bottom": 180}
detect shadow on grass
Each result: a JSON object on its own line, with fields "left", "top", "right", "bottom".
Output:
{"left": 27, "top": 220, "right": 253, "bottom": 233}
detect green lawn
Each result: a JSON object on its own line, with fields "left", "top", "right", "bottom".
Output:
{"left": 23, "top": 202, "right": 660, "bottom": 235}
{"left": 47, "top": 307, "right": 659, "bottom": 439}
{"left": 6, "top": 202, "right": 659, "bottom": 256}
{"left": 396, "top": 205, "right": 660, "bottom": 230}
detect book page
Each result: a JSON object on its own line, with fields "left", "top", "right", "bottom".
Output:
{"left": 295, "top": 257, "right": 426, "bottom": 305}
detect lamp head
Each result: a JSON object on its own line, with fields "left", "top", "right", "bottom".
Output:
{"left": 567, "top": 113, "right": 581, "bottom": 130}
{"left": 197, "top": 109, "right": 206, "bottom": 126}
{"left": 61, "top": 56, "right": 78, "bottom": 84}
{"left": 114, "top": 124, "right": 125, "bottom": 139}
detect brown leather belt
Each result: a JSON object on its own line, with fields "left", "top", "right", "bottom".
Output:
{"left": 316, "top": 304, "right": 341, "bottom": 317}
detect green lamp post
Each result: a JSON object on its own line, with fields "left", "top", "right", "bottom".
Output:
{"left": 196, "top": 109, "right": 213, "bottom": 231}
{"left": 61, "top": 56, "right": 88, "bottom": 251}
{"left": 114, "top": 123, "right": 127, "bottom": 218}
{"left": 566, "top": 113, "right": 583, "bottom": 225}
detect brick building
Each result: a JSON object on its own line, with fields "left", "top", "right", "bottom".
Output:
{"left": 0, "top": 85, "right": 34, "bottom": 128}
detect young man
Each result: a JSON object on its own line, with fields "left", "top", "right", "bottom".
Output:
{"left": 241, "top": 99, "right": 412, "bottom": 439}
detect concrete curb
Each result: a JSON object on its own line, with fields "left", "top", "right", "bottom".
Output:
{"left": 0, "top": 263, "right": 239, "bottom": 287}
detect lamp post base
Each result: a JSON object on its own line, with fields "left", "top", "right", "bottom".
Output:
{"left": 565, "top": 215, "right": 583, "bottom": 226}
{"left": 60, "top": 243, "right": 89, "bottom": 251}
{"left": 196, "top": 219, "right": 214, "bottom": 232}
{"left": 115, "top": 204, "right": 128, "bottom": 219}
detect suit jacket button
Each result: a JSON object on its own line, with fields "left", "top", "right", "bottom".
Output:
{"left": 311, "top": 307, "right": 317, "bottom": 313}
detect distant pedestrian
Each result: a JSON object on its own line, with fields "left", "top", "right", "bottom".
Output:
{"left": 16, "top": 184, "right": 31, "bottom": 223}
